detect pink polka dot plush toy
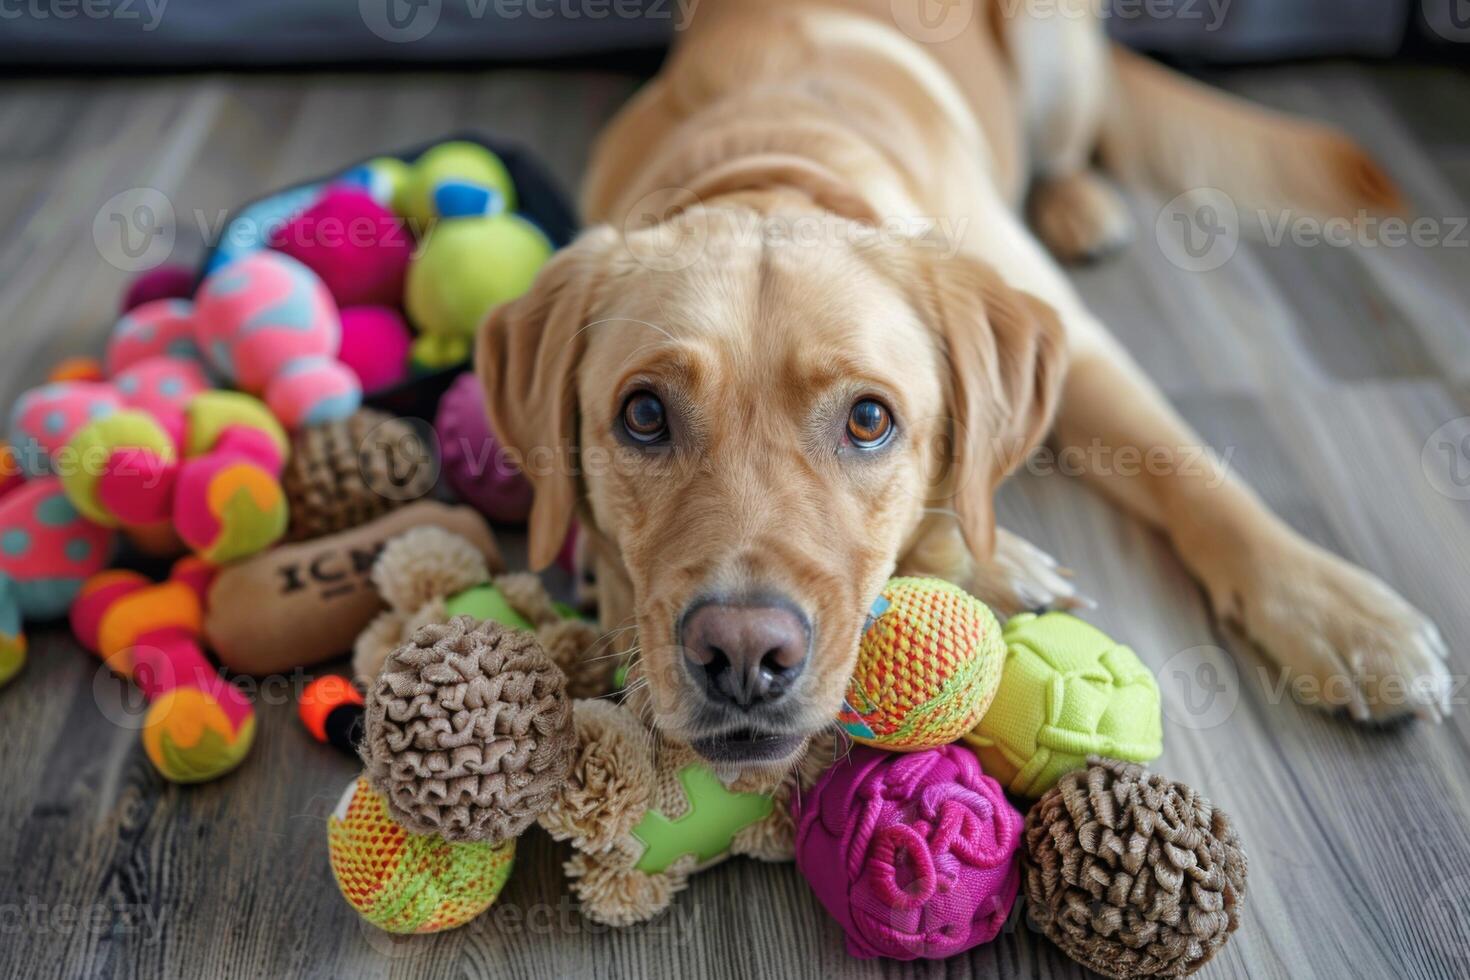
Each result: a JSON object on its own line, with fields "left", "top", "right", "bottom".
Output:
{"left": 0, "top": 477, "right": 116, "bottom": 685}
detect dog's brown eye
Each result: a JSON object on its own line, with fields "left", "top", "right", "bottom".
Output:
{"left": 847, "top": 399, "right": 893, "bottom": 449}
{"left": 622, "top": 392, "right": 668, "bottom": 443}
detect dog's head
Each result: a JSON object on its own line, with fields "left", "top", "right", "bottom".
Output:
{"left": 478, "top": 202, "right": 1063, "bottom": 771}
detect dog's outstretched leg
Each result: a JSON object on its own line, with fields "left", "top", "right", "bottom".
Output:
{"left": 1052, "top": 330, "right": 1452, "bottom": 722}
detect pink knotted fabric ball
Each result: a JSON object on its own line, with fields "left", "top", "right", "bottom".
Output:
{"left": 434, "top": 371, "right": 533, "bottom": 525}
{"left": 793, "top": 744, "right": 1024, "bottom": 960}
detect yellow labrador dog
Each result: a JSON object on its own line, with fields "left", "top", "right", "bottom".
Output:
{"left": 478, "top": 0, "right": 1451, "bottom": 769}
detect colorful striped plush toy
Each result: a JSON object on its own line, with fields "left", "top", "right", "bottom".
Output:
{"left": 70, "top": 558, "right": 256, "bottom": 783}
{"left": 838, "top": 577, "right": 1006, "bottom": 752}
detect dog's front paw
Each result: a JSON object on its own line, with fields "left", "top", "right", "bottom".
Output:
{"left": 1027, "top": 171, "right": 1135, "bottom": 264}
{"left": 1214, "top": 537, "right": 1453, "bottom": 723}
{"left": 970, "top": 528, "right": 1092, "bottom": 616}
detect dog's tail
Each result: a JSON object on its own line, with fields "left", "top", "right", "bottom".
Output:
{"left": 1099, "top": 45, "right": 1404, "bottom": 223}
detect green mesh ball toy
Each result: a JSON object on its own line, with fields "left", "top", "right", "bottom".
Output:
{"left": 962, "top": 612, "right": 1162, "bottom": 797}
{"left": 328, "top": 776, "right": 515, "bottom": 934}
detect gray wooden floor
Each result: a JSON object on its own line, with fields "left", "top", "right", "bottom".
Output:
{"left": 3, "top": 61, "right": 1470, "bottom": 980}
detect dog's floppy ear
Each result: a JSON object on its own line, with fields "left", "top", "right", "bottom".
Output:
{"left": 476, "top": 228, "right": 616, "bottom": 570}
{"left": 869, "top": 246, "right": 1067, "bottom": 557}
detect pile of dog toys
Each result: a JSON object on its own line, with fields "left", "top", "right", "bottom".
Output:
{"left": 0, "top": 138, "right": 554, "bottom": 779}
{"left": 0, "top": 138, "right": 1247, "bottom": 976}
{"left": 322, "top": 532, "right": 1247, "bottom": 978}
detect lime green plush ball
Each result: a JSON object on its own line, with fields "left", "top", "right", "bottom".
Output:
{"left": 962, "top": 612, "right": 1162, "bottom": 798}
{"left": 396, "top": 142, "right": 516, "bottom": 231}
{"left": 405, "top": 214, "right": 553, "bottom": 368}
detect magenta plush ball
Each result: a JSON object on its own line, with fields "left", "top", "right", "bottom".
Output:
{"left": 338, "top": 306, "right": 411, "bottom": 392}
{"left": 268, "top": 186, "right": 413, "bottom": 309}
{"left": 7, "top": 382, "right": 124, "bottom": 477}
{"left": 106, "top": 299, "right": 202, "bottom": 377}
{"left": 193, "top": 251, "right": 341, "bottom": 394}
{"left": 120, "top": 265, "right": 195, "bottom": 313}
{"left": 265, "top": 356, "right": 363, "bottom": 430}
{"left": 433, "top": 371, "right": 532, "bottom": 524}
{"left": 793, "top": 744, "right": 1024, "bottom": 961}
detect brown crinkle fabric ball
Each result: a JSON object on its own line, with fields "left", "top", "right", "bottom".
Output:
{"left": 282, "top": 408, "right": 436, "bottom": 541}
{"left": 362, "top": 616, "right": 575, "bottom": 844}
{"left": 1023, "top": 758, "right": 1248, "bottom": 980}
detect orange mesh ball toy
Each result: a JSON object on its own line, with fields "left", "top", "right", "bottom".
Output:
{"left": 837, "top": 577, "right": 1005, "bottom": 752}
{"left": 328, "top": 777, "right": 515, "bottom": 934}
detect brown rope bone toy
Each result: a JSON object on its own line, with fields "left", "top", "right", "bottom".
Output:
{"left": 336, "top": 526, "right": 833, "bottom": 927}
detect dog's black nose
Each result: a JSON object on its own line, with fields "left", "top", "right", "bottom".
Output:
{"left": 680, "top": 600, "right": 809, "bottom": 709}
